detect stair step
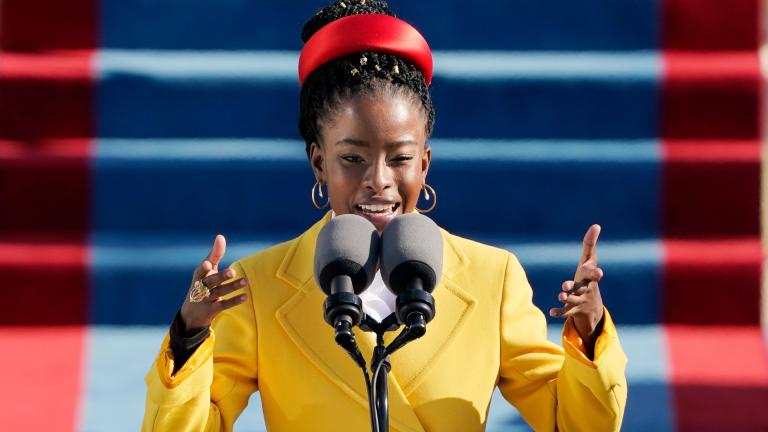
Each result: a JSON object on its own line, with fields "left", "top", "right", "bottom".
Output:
{"left": 663, "top": 140, "right": 760, "bottom": 238}
{"left": 87, "top": 234, "right": 663, "bottom": 324}
{"left": 0, "top": 234, "right": 88, "bottom": 325}
{"left": 0, "top": 51, "right": 93, "bottom": 141}
{"left": 0, "top": 139, "right": 92, "bottom": 233}
{"left": 89, "top": 138, "right": 661, "bottom": 238}
{"left": 662, "top": 0, "right": 761, "bottom": 50}
{"left": 665, "top": 325, "right": 768, "bottom": 430}
{"left": 98, "top": 0, "right": 658, "bottom": 51}
{"left": 663, "top": 239, "right": 763, "bottom": 324}
{"left": 662, "top": 52, "right": 762, "bottom": 139}
{"left": 0, "top": 0, "right": 96, "bottom": 51}
{"left": 93, "top": 50, "right": 660, "bottom": 139}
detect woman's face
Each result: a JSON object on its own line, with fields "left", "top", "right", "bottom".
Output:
{"left": 310, "top": 91, "right": 431, "bottom": 232}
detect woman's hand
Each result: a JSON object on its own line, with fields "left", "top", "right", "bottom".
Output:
{"left": 549, "top": 224, "right": 605, "bottom": 352}
{"left": 180, "top": 234, "right": 249, "bottom": 331}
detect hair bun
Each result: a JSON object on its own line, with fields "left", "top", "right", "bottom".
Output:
{"left": 301, "top": 0, "right": 395, "bottom": 43}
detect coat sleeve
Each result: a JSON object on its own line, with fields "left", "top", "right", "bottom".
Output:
{"left": 142, "top": 261, "right": 258, "bottom": 432}
{"left": 497, "top": 253, "right": 627, "bottom": 431}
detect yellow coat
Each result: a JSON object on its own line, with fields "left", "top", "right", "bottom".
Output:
{"left": 143, "top": 212, "right": 627, "bottom": 431}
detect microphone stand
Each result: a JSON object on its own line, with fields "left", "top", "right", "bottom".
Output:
{"left": 360, "top": 314, "right": 399, "bottom": 432}
{"left": 332, "top": 303, "right": 433, "bottom": 432}
{"left": 357, "top": 311, "right": 429, "bottom": 432}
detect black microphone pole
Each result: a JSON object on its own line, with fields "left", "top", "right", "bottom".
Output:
{"left": 360, "top": 312, "right": 400, "bottom": 432}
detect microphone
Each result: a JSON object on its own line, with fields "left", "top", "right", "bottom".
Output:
{"left": 314, "top": 214, "right": 380, "bottom": 367}
{"left": 380, "top": 213, "right": 443, "bottom": 354}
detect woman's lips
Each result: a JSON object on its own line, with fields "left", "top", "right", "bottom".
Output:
{"left": 354, "top": 203, "right": 400, "bottom": 231}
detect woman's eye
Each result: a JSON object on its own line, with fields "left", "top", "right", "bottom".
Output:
{"left": 341, "top": 155, "right": 364, "bottom": 163}
{"left": 390, "top": 155, "right": 414, "bottom": 164}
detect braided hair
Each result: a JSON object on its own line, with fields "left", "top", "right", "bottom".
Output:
{"left": 298, "top": 0, "right": 436, "bottom": 156}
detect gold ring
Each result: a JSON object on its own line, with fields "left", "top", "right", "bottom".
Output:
{"left": 189, "top": 280, "right": 210, "bottom": 303}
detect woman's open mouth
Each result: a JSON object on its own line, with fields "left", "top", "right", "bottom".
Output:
{"left": 354, "top": 202, "right": 401, "bottom": 231}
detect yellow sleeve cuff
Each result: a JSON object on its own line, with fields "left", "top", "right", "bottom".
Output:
{"left": 562, "top": 307, "right": 618, "bottom": 368}
{"left": 145, "top": 329, "right": 216, "bottom": 407}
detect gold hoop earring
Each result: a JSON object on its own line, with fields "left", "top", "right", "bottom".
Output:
{"left": 416, "top": 184, "right": 437, "bottom": 213}
{"left": 311, "top": 180, "right": 329, "bottom": 209}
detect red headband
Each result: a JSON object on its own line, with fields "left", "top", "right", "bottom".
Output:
{"left": 298, "top": 14, "right": 433, "bottom": 86}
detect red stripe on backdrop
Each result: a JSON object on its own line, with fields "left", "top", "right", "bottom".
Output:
{"left": 0, "top": 327, "right": 86, "bottom": 431}
{"left": 662, "top": 0, "right": 761, "bottom": 50}
{"left": 0, "top": 51, "right": 94, "bottom": 80}
{"left": 661, "top": 140, "right": 760, "bottom": 238}
{"left": 662, "top": 52, "right": 761, "bottom": 140}
{"left": 0, "top": 142, "right": 92, "bottom": 234}
{"left": 0, "top": 0, "right": 98, "bottom": 51}
{"left": 663, "top": 239, "right": 763, "bottom": 324}
{"left": 666, "top": 326, "right": 768, "bottom": 431}
{"left": 0, "top": 237, "right": 89, "bottom": 325}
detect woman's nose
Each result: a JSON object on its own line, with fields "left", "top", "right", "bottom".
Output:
{"left": 365, "top": 159, "right": 394, "bottom": 193}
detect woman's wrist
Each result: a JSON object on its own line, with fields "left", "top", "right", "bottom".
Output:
{"left": 169, "top": 309, "right": 210, "bottom": 374}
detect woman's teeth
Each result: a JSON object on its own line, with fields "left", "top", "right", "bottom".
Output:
{"left": 357, "top": 203, "right": 395, "bottom": 213}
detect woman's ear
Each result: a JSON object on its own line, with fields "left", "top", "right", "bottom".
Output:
{"left": 309, "top": 142, "right": 324, "bottom": 181}
{"left": 421, "top": 144, "right": 432, "bottom": 182}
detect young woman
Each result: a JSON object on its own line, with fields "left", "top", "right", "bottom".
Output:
{"left": 142, "top": 1, "right": 627, "bottom": 430}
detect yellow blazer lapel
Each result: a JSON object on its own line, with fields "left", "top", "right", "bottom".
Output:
{"left": 274, "top": 212, "right": 425, "bottom": 432}
{"left": 383, "top": 230, "right": 476, "bottom": 396}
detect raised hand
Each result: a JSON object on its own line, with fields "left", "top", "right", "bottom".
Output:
{"left": 180, "top": 234, "right": 249, "bottom": 331}
{"left": 549, "top": 224, "right": 605, "bottom": 352}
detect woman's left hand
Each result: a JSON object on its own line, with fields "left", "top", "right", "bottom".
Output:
{"left": 549, "top": 224, "right": 605, "bottom": 352}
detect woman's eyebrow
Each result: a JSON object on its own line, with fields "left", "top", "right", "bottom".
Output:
{"left": 336, "top": 138, "right": 368, "bottom": 147}
{"left": 335, "top": 138, "right": 417, "bottom": 148}
{"left": 386, "top": 140, "right": 418, "bottom": 148}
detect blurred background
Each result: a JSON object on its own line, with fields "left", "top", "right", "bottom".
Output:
{"left": 1, "top": 0, "right": 766, "bottom": 430}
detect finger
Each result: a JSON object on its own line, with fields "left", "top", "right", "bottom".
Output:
{"left": 208, "top": 277, "right": 248, "bottom": 300}
{"left": 563, "top": 293, "right": 588, "bottom": 306}
{"left": 558, "top": 305, "right": 583, "bottom": 318}
{"left": 549, "top": 304, "right": 581, "bottom": 318}
{"left": 588, "top": 280, "right": 600, "bottom": 292}
{"left": 559, "top": 286, "right": 588, "bottom": 300}
{"left": 202, "top": 267, "right": 238, "bottom": 289}
{"left": 579, "top": 224, "right": 601, "bottom": 266}
{"left": 563, "top": 280, "right": 593, "bottom": 294}
{"left": 577, "top": 263, "right": 604, "bottom": 282}
{"left": 193, "top": 259, "right": 214, "bottom": 281}
{"left": 211, "top": 294, "right": 248, "bottom": 312}
{"left": 562, "top": 280, "right": 575, "bottom": 292}
{"left": 206, "top": 234, "right": 227, "bottom": 271}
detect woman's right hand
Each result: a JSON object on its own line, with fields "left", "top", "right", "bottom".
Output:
{"left": 180, "top": 234, "right": 249, "bottom": 331}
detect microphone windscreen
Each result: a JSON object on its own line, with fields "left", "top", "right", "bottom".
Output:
{"left": 380, "top": 213, "right": 443, "bottom": 294}
{"left": 314, "top": 214, "right": 380, "bottom": 295}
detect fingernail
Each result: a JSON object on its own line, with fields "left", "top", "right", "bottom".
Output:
{"left": 226, "top": 269, "right": 235, "bottom": 278}
{"left": 239, "top": 295, "right": 247, "bottom": 301}
{"left": 239, "top": 278, "right": 247, "bottom": 286}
